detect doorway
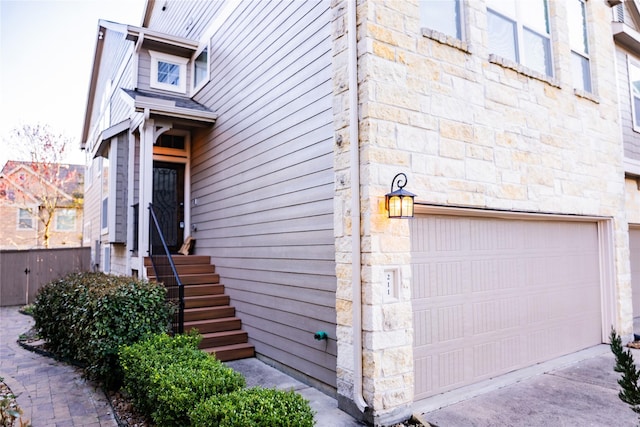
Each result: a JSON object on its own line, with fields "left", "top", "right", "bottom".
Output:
{"left": 152, "top": 161, "right": 185, "bottom": 253}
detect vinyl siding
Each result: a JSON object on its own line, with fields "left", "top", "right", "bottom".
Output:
{"left": 186, "top": 1, "right": 336, "bottom": 388}
{"left": 113, "top": 133, "right": 129, "bottom": 243}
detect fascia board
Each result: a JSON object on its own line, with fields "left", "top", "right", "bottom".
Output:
{"left": 134, "top": 99, "right": 218, "bottom": 124}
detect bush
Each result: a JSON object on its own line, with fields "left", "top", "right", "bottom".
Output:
{"left": 190, "top": 387, "right": 315, "bottom": 427}
{"left": 119, "top": 332, "right": 245, "bottom": 426}
{"left": 31, "top": 272, "right": 172, "bottom": 387}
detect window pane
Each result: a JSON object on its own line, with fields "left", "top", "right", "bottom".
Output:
{"left": 630, "top": 62, "right": 640, "bottom": 127}
{"left": 486, "top": 0, "right": 516, "bottom": 17}
{"left": 56, "top": 209, "right": 76, "bottom": 231}
{"left": 18, "top": 208, "right": 32, "bottom": 229}
{"left": 571, "top": 52, "right": 591, "bottom": 92}
{"left": 420, "top": 0, "right": 461, "bottom": 39}
{"left": 158, "top": 61, "right": 180, "bottom": 86}
{"left": 194, "top": 48, "right": 208, "bottom": 87}
{"left": 520, "top": 0, "right": 549, "bottom": 34}
{"left": 488, "top": 10, "right": 517, "bottom": 62}
{"left": 568, "top": 0, "right": 588, "bottom": 54}
{"left": 523, "top": 28, "right": 551, "bottom": 76}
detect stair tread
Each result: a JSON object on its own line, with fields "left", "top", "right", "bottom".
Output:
{"left": 185, "top": 315, "right": 241, "bottom": 324}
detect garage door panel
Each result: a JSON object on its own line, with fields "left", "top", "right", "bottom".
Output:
{"left": 412, "top": 215, "right": 602, "bottom": 400}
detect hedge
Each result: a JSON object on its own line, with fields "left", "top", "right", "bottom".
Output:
{"left": 119, "top": 332, "right": 246, "bottom": 426}
{"left": 31, "top": 272, "right": 172, "bottom": 387}
{"left": 190, "top": 387, "right": 315, "bottom": 427}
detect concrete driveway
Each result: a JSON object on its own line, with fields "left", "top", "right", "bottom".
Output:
{"left": 414, "top": 345, "right": 640, "bottom": 426}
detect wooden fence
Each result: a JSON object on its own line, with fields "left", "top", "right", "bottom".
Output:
{"left": 0, "top": 247, "right": 91, "bottom": 307}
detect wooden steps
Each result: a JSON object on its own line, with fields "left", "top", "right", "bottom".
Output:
{"left": 145, "top": 255, "right": 254, "bottom": 362}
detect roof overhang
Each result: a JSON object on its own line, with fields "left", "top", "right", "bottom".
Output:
{"left": 613, "top": 21, "right": 640, "bottom": 54}
{"left": 93, "top": 119, "right": 132, "bottom": 159}
{"left": 122, "top": 89, "right": 218, "bottom": 127}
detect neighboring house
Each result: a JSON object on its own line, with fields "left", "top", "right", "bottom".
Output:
{"left": 0, "top": 161, "right": 84, "bottom": 249}
{"left": 81, "top": 0, "right": 640, "bottom": 424}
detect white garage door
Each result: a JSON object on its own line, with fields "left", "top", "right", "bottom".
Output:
{"left": 630, "top": 227, "right": 640, "bottom": 317}
{"left": 412, "top": 215, "right": 602, "bottom": 400}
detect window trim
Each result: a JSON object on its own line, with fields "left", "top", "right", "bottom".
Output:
{"left": 628, "top": 56, "right": 640, "bottom": 133}
{"left": 419, "top": 0, "right": 464, "bottom": 41}
{"left": 487, "top": 0, "right": 553, "bottom": 78}
{"left": 191, "top": 43, "right": 209, "bottom": 94}
{"left": 149, "top": 50, "right": 188, "bottom": 94}
{"left": 17, "top": 208, "right": 33, "bottom": 230}
{"left": 54, "top": 208, "right": 77, "bottom": 232}
{"left": 568, "top": 0, "right": 592, "bottom": 93}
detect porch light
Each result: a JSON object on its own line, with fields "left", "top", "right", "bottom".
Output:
{"left": 385, "top": 173, "right": 416, "bottom": 218}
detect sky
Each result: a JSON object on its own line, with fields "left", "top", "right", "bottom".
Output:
{"left": 0, "top": 0, "right": 146, "bottom": 168}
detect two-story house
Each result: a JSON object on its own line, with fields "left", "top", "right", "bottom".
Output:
{"left": 81, "top": 1, "right": 640, "bottom": 424}
{"left": 0, "top": 161, "right": 84, "bottom": 249}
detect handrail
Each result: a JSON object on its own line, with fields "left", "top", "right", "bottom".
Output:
{"left": 148, "top": 203, "right": 184, "bottom": 334}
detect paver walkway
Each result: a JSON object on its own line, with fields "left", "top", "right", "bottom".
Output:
{"left": 0, "top": 306, "right": 117, "bottom": 427}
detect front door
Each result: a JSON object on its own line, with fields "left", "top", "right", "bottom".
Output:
{"left": 152, "top": 161, "right": 185, "bottom": 253}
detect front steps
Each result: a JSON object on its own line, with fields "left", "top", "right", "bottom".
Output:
{"left": 145, "top": 255, "right": 255, "bottom": 361}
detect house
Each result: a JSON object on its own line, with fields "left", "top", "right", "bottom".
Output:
{"left": 0, "top": 161, "right": 84, "bottom": 249}
{"left": 81, "top": 0, "right": 639, "bottom": 424}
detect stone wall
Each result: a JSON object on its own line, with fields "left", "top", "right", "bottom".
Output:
{"left": 333, "top": 0, "right": 631, "bottom": 423}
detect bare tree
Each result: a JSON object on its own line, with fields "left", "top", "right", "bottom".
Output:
{"left": 6, "top": 124, "right": 83, "bottom": 248}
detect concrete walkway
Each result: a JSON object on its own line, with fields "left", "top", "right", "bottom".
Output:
{"left": 414, "top": 345, "right": 640, "bottom": 426}
{"left": 0, "top": 306, "right": 117, "bottom": 427}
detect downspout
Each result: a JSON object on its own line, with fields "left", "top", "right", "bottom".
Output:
{"left": 348, "top": 0, "right": 369, "bottom": 414}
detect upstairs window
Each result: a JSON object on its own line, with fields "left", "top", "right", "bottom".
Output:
{"left": 487, "top": 0, "right": 552, "bottom": 77}
{"left": 55, "top": 208, "right": 77, "bottom": 232}
{"left": 419, "top": 0, "right": 462, "bottom": 40}
{"left": 629, "top": 59, "right": 640, "bottom": 131}
{"left": 18, "top": 208, "right": 33, "bottom": 230}
{"left": 568, "top": 0, "right": 591, "bottom": 93}
{"left": 192, "top": 46, "right": 209, "bottom": 92}
{"left": 149, "top": 50, "right": 188, "bottom": 94}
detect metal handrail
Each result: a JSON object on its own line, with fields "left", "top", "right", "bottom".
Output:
{"left": 148, "top": 203, "right": 184, "bottom": 334}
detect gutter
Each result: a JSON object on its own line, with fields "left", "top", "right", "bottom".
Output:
{"left": 348, "top": 0, "right": 369, "bottom": 414}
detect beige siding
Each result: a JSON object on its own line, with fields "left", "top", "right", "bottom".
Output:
{"left": 617, "top": 47, "right": 640, "bottom": 163}
{"left": 188, "top": 0, "right": 336, "bottom": 388}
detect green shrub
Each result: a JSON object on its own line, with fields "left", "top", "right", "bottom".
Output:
{"left": 190, "top": 387, "right": 315, "bottom": 427}
{"left": 31, "top": 272, "right": 172, "bottom": 387}
{"left": 119, "top": 332, "right": 245, "bottom": 426}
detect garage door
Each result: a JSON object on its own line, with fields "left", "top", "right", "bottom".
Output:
{"left": 412, "top": 215, "right": 602, "bottom": 400}
{"left": 630, "top": 227, "right": 640, "bottom": 317}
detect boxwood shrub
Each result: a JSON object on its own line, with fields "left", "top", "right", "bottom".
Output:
{"left": 31, "top": 272, "right": 172, "bottom": 387}
{"left": 190, "top": 387, "right": 315, "bottom": 427}
{"left": 119, "top": 332, "right": 246, "bottom": 426}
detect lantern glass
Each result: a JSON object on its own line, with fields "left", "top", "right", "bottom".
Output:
{"left": 388, "top": 195, "right": 402, "bottom": 218}
{"left": 402, "top": 196, "right": 414, "bottom": 217}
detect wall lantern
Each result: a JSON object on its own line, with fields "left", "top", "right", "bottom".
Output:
{"left": 385, "top": 173, "right": 416, "bottom": 218}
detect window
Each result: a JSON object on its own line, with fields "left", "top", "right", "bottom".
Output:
{"left": 419, "top": 0, "right": 462, "bottom": 39}
{"left": 192, "top": 46, "right": 209, "bottom": 91}
{"left": 629, "top": 59, "right": 640, "bottom": 130}
{"left": 18, "top": 208, "right": 33, "bottom": 229}
{"left": 487, "top": 0, "right": 552, "bottom": 77}
{"left": 55, "top": 209, "right": 76, "bottom": 231}
{"left": 101, "top": 156, "right": 109, "bottom": 230}
{"left": 149, "top": 50, "right": 188, "bottom": 93}
{"left": 568, "top": 0, "right": 591, "bottom": 92}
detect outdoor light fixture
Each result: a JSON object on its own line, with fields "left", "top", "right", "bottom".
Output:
{"left": 385, "top": 173, "right": 416, "bottom": 218}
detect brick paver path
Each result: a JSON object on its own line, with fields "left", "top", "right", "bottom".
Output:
{"left": 0, "top": 306, "right": 117, "bottom": 427}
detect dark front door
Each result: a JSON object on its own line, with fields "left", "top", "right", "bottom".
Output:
{"left": 152, "top": 161, "right": 185, "bottom": 253}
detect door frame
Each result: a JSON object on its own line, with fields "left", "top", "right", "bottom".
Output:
{"left": 152, "top": 130, "right": 191, "bottom": 251}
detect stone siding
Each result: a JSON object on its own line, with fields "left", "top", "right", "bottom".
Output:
{"left": 334, "top": 0, "right": 631, "bottom": 422}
